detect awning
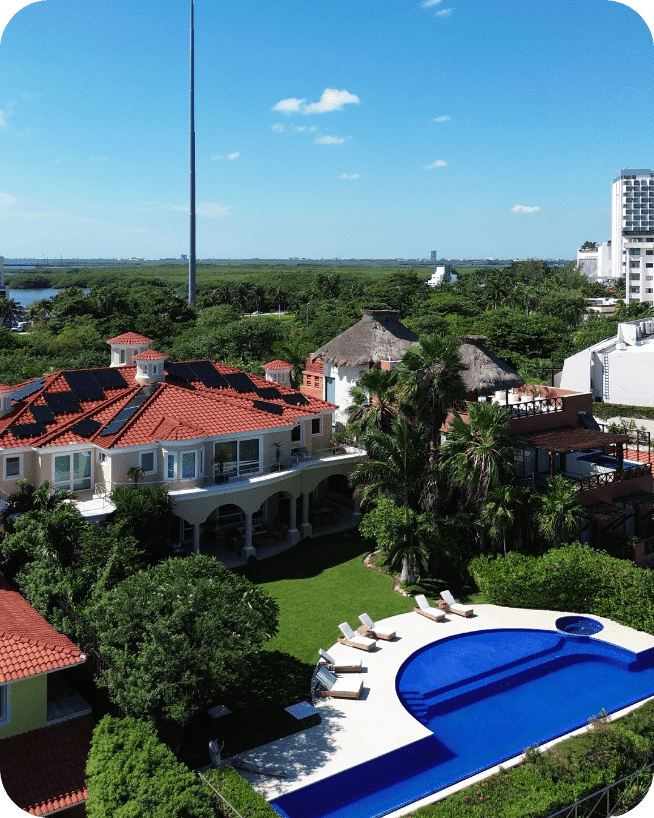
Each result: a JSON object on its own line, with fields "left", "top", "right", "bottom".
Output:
{"left": 522, "top": 426, "right": 630, "bottom": 453}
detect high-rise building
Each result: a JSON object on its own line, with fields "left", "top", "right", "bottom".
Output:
{"left": 430, "top": 250, "right": 438, "bottom": 261}
{"left": 612, "top": 168, "right": 654, "bottom": 304}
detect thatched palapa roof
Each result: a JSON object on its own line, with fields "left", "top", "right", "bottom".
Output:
{"left": 458, "top": 335, "right": 524, "bottom": 394}
{"left": 311, "top": 310, "right": 419, "bottom": 367}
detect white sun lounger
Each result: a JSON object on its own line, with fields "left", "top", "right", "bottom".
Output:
{"left": 318, "top": 648, "right": 362, "bottom": 673}
{"left": 315, "top": 665, "right": 363, "bottom": 699}
{"left": 338, "top": 621, "right": 376, "bottom": 651}
{"left": 440, "top": 589, "right": 474, "bottom": 617}
{"left": 358, "top": 612, "right": 396, "bottom": 641}
{"left": 414, "top": 594, "right": 446, "bottom": 622}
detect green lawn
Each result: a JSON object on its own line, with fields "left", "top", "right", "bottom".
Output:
{"left": 237, "top": 530, "right": 416, "bottom": 664}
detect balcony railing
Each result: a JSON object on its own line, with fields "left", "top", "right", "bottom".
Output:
{"left": 576, "top": 463, "right": 651, "bottom": 491}
{"left": 452, "top": 396, "right": 564, "bottom": 419}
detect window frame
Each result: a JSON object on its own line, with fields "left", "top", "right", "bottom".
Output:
{"left": 164, "top": 448, "right": 205, "bottom": 481}
{"left": 139, "top": 450, "right": 156, "bottom": 474}
{"left": 4, "top": 455, "right": 21, "bottom": 480}
{"left": 311, "top": 417, "right": 322, "bottom": 436}
{"left": 53, "top": 450, "right": 92, "bottom": 493}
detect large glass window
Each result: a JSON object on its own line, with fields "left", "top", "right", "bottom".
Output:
{"left": 5, "top": 456, "right": 20, "bottom": 479}
{"left": 164, "top": 449, "right": 204, "bottom": 481}
{"left": 214, "top": 439, "right": 260, "bottom": 477}
{"left": 239, "top": 439, "right": 260, "bottom": 474}
{"left": 140, "top": 451, "right": 155, "bottom": 474}
{"left": 54, "top": 451, "right": 91, "bottom": 492}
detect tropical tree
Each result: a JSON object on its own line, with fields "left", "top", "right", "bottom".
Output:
{"left": 481, "top": 484, "right": 527, "bottom": 556}
{"left": 346, "top": 366, "right": 399, "bottom": 439}
{"left": 438, "top": 402, "right": 522, "bottom": 513}
{"left": 397, "top": 333, "right": 467, "bottom": 449}
{"left": 532, "top": 475, "right": 583, "bottom": 549}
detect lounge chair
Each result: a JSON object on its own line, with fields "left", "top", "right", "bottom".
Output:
{"left": 338, "top": 621, "right": 376, "bottom": 651}
{"left": 414, "top": 594, "right": 446, "bottom": 622}
{"left": 318, "top": 648, "right": 362, "bottom": 673}
{"left": 440, "top": 589, "right": 474, "bottom": 617}
{"left": 314, "top": 665, "right": 363, "bottom": 699}
{"left": 358, "top": 612, "right": 396, "bottom": 641}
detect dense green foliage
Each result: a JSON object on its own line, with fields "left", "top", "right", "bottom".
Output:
{"left": 470, "top": 543, "right": 654, "bottom": 634}
{"left": 201, "top": 766, "right": 279, "bottom": 818}
{"left": 415, "top": 701, "right": 654, "bottom": 817}
{"left": 90, "top": 555, "right": 279, "bottom": 741}
{"left": 86, "top": 715, "right": 216, "bottom": 818}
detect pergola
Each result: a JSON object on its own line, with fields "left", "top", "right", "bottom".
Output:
{"left": 522, "top": 426, "right": 631, "bottom": 477}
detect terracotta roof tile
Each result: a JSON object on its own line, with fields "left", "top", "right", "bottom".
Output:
{"left": 0, "top": 715, "right": 93, "bottom": 815}
{"left": 0, "top": 579, "right": 84, "bottom": 683}
{"left": 303, "top": 358, "right": 324, "bottom": 374}
{"left": 132, "top": 349, "right": 168, "bottom": 361}
{"left": 106, "top": 332, "right": 152, "bottom": 345}
{"left": 261, "top": 359, "right": 293, "bottom": 370}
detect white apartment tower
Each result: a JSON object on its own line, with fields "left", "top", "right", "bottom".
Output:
{"left": 611, "top": 168, "right": 654, "bottom": 304}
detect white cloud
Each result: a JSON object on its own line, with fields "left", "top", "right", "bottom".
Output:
{"left": 89, "top": 156, "right": 110, "bottom": 163}
{"left": 434, "top": 115, "right": 451, "bottom": 122}
{"left": 435, "top": 7, "right": 455, "bottom": 16}
{"left": 210, "top": 154, "right": 224, "bottom": 160}
{"left": 303, "top": 88, "right": 360, "bottom": 114}
{"left": 272, "top": 97, "right": 305, "bottom": 114}
{"left": 419, "top": 0, "right": 443, "bottom": 7}
{"left": 511, "top": 205, "right": 540, "bottom": 213}
{"left": 0, "top": 100, "right": 16, "bottom": 130}
{"left": 422, "top": 159, "right": 448, "bottom": 169}
{"left": 272, "top": 123, "right": 285, "bottom": 133}
{"left": 0, "top": 191, "right": 19, "bottom": 211}
{"left": 315, "top": 135, "right": 345, "bottom": 145}
{"left": 227, "top": 152, "right": 240, "bottom": 161}
{"left": 339, "top": 173, "right": 360, "bottom": 180}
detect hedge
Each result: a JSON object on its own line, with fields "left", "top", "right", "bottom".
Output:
{"left": 469, "top": 543, "right": 654, "bottom": 634}
{"left": 201, "top": 765, "right": 279, "bottom": 818}
{"left": 592, "top": 402, "right": 654, "bottom": 421}
{"left": 413, "top": 700, "right": 654, "bottom": 817}
{"left": 85, "top": 715, "right": 216, "bottom": 818}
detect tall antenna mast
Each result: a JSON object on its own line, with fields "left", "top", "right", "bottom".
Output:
{"left": 188, "top": 0, "right": 196, "bottom": 305}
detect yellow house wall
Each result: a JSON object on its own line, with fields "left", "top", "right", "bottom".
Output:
{"left": 0, "top": 675, "right": 47, "bottom": 740}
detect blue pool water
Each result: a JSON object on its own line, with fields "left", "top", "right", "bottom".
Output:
{"left": 576, "top": 452, "right": 639, "bottom": 469}
{"left": 271, "top": 628, "right": 654, "bottom": 818}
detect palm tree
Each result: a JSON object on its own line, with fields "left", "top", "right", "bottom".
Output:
{"left": 438, "top": 402, "right": 522, "bottom": 511}
{"left": 397, "top": 334, "right": 467, "bottom": 454}
{"left": 346, "top": 366, "right": 398, "bottom": 439}
{"left": 533, "top": 475, "right": 583, "bottom": 549}
{"left": 481, "top": 484, "right": 525, "bottom": 556}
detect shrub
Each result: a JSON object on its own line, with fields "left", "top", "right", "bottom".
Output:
{"left": 469, "top": 543, "right": 654, "bottom": 634}
{"left": 86, "top": 715, "right": 216, "bottom": 818}
{"left": 201, "top": 766, "right": 279, "bottom": 818}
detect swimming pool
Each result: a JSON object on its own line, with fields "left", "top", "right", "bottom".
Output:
{"left": 271, "top": 627, "right": 654, "bottom": 818}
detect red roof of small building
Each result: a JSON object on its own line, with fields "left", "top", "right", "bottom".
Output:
{"left": 132, "top": 349, "right": 168, "bottom": 361}
{"left": 303, "top": 357, "right": 324, "bottom": 374}
{"left": 261, "top": 360, "right": 293, "bottom": 370}
{"left": 0, "top": 383, "right": 14, "bottom": 394}
{"left": 0, "top": 578, "right": 85, "bottom": 683}
{"left": 106, "top": 332, "right": 152, "bottom": 345}
{"left": 0, "top": 715, "right": 93, "bottom": 815}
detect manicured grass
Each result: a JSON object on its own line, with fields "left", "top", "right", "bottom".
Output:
{"left": 237, "top": 530, "right": 416, "bottom": 664}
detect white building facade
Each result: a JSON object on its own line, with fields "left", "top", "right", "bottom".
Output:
{"left": 576, "top": 241, "right": 613, "bottom": 283}
{"left": 611, "top": 169, "right": 654, "bottom": 304}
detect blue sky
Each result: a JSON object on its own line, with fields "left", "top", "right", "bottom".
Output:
{"left": 0, "top": 0, "right": 653, "bottom": 261}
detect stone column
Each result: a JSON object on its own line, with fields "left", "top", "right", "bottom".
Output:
{"left": 300, "top": 492, "right": 312, "bottom": 539}
{"left": 241, "top": 512, "right": 257, "bottom": 560}
{"left": 288, "top": 496, "right": 300, "bottom": 545}
{"left": 192, "top": 522, "right": 201, "bottom": 555}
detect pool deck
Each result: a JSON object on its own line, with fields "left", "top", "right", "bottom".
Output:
{"left": 232, "top": 604, "right": 654, "bottom": 815}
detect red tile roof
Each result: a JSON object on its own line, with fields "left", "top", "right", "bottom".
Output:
{"left": 261, "top": 360, "right": 293, "bottom": 370}
{"left": 0, "top": 360, "right": 336, "bottom": 452}
{"left": 0, "top": 715, "right": 93, "bottom": 815}
{"left": 303, "top": 357, "right": 324, "bottom": 374}
{"left": 132, "top": 349, "right": 168, "bottom": 361}
{"left": 0, "top": 578, "right": 85, "bottom": 683}
{"left": 106, "top": 332, "right": 152, "bottom": 345}
{"left": 0, "top": 383, "right": 14, "bottom": 394}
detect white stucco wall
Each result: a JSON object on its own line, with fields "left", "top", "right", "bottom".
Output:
{"left": 605, "top": 348, "right": 654, "bottom": 407}
{"left": 559, "top": 348, "right": 592, "bottom": 394}
{"left": 323, "top": 362, "right": 370, "bottom": 427}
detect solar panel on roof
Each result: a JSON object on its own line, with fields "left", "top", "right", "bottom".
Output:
{"left": 44, "top": 392, "right": 82, "bottom": 414}
{"left": 100, "top": 405, "right": 139, "bottom": 436}
{"left": 93, "top": 369, "right": 128, "bottom": 389}
{"left": 282, "top": 393, "right": 309, "bottom": 406}
{"left": 63, "top": 371, "right": 105, "bottom": 401}
{"left": 224, "top": 372, "right": 256, "bottom": 393}
{"left": 10, "top": 422, "right": 46, "bottom": 438}
{"left": 189, "top": 361, "right": 229, "bottom": 388}
{"left": 166, "top": 363, "right": 196, "bottom": 382}
{"left": 256, "top": 386, "right": 282, "bottom": 399}
{"left": 11, "top": 378, "right": 45, "bottom": 401}
{"left": 30, "top": 405, "right": 55, "bottom": 424}
{"left": 71, "top": 418, "right": 102, "bottom": 438}
{"left": 253, "top": 400, "right": 284, "bottom": 415}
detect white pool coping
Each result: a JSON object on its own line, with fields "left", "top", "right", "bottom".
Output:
{"left": 233, "top": 604, "right": 654, "bottom": 815}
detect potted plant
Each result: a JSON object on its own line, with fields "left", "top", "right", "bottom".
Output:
{"left": 126, "top": 466, "right": 144, "bottom": 485}
{"left": 212, "top": 444, "right": 232, "bottom": 484}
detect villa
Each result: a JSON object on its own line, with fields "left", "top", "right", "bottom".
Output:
{"left": 0, "top": 332, "right": 365, "bottom": 558}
